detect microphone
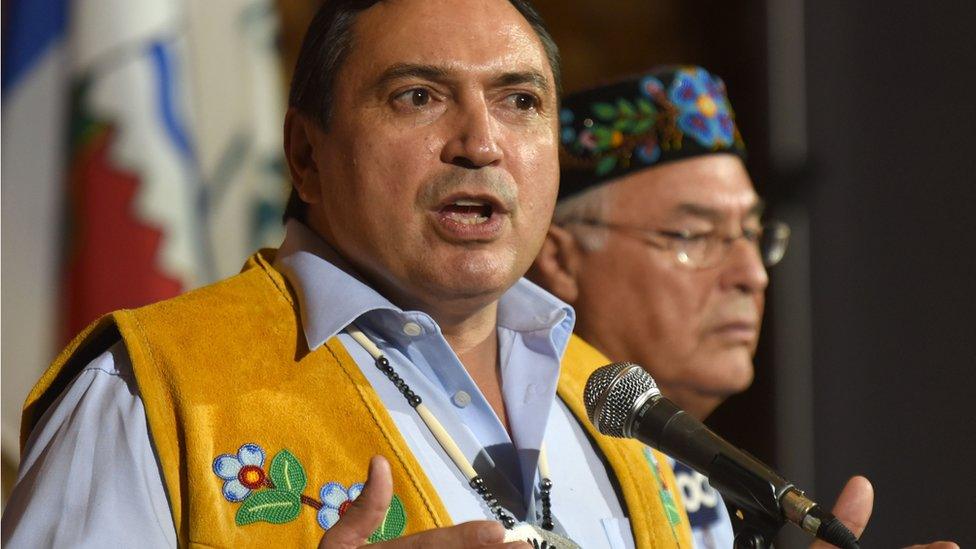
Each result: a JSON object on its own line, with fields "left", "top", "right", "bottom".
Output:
{"left": 584, "top": 362, "right": 859, "bottom": 549}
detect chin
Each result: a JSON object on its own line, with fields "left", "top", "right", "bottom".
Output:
{"left": 679, "top": 349, "right": 754, "bottom": 397}
{"left": 423, "top": 250, "right": 521, "bottom": 300}
{"left": 711, "top": 353, "right": 755, "bottom": 395}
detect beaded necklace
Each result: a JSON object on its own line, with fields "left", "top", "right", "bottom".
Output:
{"left": 347, "top": 324, "right": 580, "bottom": 549}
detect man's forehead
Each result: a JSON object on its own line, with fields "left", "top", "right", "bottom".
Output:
{"left": 347, "top": 0, "right": 553, "bottom": 86}
{"left": 613, "top": 156, "right": 761, "bottom": 218}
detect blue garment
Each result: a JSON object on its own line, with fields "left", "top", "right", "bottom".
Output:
{"left": 3, "top": 220, "right": 639, "bottom": 548}
{"left": 667, "top": 458, "right": 734, "bottom": 549}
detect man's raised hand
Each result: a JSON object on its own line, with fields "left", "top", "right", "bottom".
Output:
{"left": 317, "top": 456, "right": 530, "bottom": 549}
{"left": 810, "top": 476, "right": 958, "bottom": 549}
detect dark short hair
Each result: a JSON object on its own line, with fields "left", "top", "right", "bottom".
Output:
{"left": 283, "top": 0, "right": 562, "bottom": 223}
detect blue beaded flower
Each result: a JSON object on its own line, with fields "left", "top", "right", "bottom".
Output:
{"left": 212, "top": 443, "right": 267, "bottom": 502}
{"left": 317, "top": 481, "right": 365, "bottom": 530}
{"left": 668, "top": 68, "right": 735, "bottom": 148}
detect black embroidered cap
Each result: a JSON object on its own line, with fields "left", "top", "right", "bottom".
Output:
{"left": 558, "top": 65, "right": 746, "bottom": 200}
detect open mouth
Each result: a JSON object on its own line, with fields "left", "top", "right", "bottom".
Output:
{"left": 439, "top": 199, "right": 496, "bottom": 225}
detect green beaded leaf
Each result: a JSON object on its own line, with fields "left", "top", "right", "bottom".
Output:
{"left": 614, "top": 118, "right": 636, "bottom": 133}
{"left": 660, "top": 489, "right": 682, "bottom": 527}
{"left": 592, "top": 127, "right": 614, "bottom": 149}
{"left": 633, "top": 117, "right": 655, "bottom": 134}
{"left": 235, "top": 490, "right": 302, "bottom": 526}
{"left": 617, "top": 98, "right": 636, "bottom": 117}
{"left": 592, "top": 102, "right": 617, "bottom": 121}
{"left": 367, "top": 495, "right": 407, "bottom": 543}
{"left": 269, "top": 450, "right": 307, "bottom": 494}
{"left": 637, "top": 98, "right": 656, "bottom": 115}
{"left": 595, "top": 156, "right": 618, "bottom": 176}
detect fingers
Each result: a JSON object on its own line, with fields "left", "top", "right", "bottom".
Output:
{"left": 319, "top": 455, "right": 394, "bottom": 549}
{"left": 829, "top": 475, "right": 874, "bottom": 537}
{"left": 901, "top": 543, "right": 960, "bottom": 549}
{"left": 809, "top": 475, "right": 874, "bottom": 549}
{"left": 318, "top": 458, "right": 527, "bottom": 549}
{"left": 381, "top": 520, "right": 529, "bottom": 549}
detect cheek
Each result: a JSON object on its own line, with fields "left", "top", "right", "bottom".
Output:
{"left": 630, "top": 267, "right": 708, "bottom": 343}
{"left": 514, "top": 150, "right": 559, "bottom": 226}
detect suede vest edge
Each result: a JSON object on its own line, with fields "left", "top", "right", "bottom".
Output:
{"left": 23, "top": 250, "right": 691, "bottom": 547}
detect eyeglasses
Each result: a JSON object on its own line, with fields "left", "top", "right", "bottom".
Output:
{"left": 563, "top": 218, "right": 791, "bottom": 269}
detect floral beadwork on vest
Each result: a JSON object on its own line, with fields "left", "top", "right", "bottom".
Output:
{"left": 642, "top": 447, "right": 682, "bottom": 544}
{"left": 212, "top": 443, "right": 407, "bottom": 542}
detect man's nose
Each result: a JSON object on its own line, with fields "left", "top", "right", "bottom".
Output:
{"left": 720, "top": 239, "right": 770, "bottom": 294}
{"left": 440, "top": 98, "right": 503, "bottom": 169}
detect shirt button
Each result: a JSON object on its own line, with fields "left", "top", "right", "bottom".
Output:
{"left": 402, "top": 322, "right": 423, "bottom": 336}
{"left": 452, "top": 390, "right": 472, "bottom": 408}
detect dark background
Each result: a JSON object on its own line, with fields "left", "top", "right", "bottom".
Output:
{"left": 294, "top": 0, "right": 976, "bottom": 545}
{"left": 527, "top": 0, "right": 976, "bottom": 546}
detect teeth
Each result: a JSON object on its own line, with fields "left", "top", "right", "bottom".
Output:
{"left": 445, "top": 212, "right": 488, "bottom": 224}
{"left": 452, "top": 199, "right": 485, "bottom": 206}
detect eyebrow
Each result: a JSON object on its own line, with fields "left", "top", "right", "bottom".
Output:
{"left": 373, "top": 63, "right": 452, "bottom": 90}
{"left": 490, "top": 70, "right": 552, "bottom": 95}
{"left": 372, "top": 63, "right": 551, "bottom": 95}
{"left": 673, "top": 198, "right": 767, "bottom": 221}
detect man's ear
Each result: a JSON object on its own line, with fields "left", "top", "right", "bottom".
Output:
{"left": 283, "top": 108, "right": 322, "bottom": 205}
{"left": 527, "top": 224, "right": 583, "bottom": 304}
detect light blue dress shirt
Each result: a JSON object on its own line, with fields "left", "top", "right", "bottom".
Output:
{"left": 2, "top": 221, "right": 638, "bottom": 547}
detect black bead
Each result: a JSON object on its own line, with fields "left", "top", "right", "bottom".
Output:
{"left": 502, "top": 516, "right": 516, "bottom": 529}
{"left": 376, "top": 356, "right": 389, "bottom": 367}
{"left": 408, "top": 394, "right": 422, "bottom": 407}
{"left": 470, "top": 477, "right": 485, "bottom": 488}
{"left": 542, "top": 520, "right": 554, "bottom": 531}
{"left": 541, "top": 478, "right": 553, "bottom": 490}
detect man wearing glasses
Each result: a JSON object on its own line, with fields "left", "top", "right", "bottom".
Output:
{"left": 531, "top": 66, "right": 959, "bottom": 549}
{"left": 528, "top": 65, "right": 792, "bottom": 548}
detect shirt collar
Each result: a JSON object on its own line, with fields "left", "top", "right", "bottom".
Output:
{"left": 274, "top": 220, "right": 576, "bottom": 352}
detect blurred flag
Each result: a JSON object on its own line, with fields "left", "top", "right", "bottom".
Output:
{"left": 1, "top": 0, "right": 287, "bottom": 470}
{"left": 62, "top": 1, "right": 199, "bottom": 341}
{"left": 2, "top": 0, "right": 72, "bottom": 468}
{"left": 57, "top": 0, "right": 287, "bottom": 341}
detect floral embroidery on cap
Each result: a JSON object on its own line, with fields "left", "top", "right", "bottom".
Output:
{"left": 668, "top": 67, "right": 736, "bottom": 149}
{"left": 556, "top": 65, "right": 747, "bottom": 200}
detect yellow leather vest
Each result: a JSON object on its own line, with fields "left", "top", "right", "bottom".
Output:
{"left": 22, "top": 250, "right": 692, "bottom": 548}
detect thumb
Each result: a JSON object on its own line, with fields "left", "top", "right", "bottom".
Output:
{"left": 809, "top": 475, "right": 874, "bottom": 549}
{"left": 319, "top": 455, "right": 394, "bottom": 549}
{"left": 829, "top": 475, "right": 874, "bottom": 538}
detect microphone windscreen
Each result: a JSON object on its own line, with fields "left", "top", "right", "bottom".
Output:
{"left": 584, "top": 362, "right": 660, "bottom": 437}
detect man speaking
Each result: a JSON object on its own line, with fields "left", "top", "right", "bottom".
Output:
{"left": 3, "top": 1, "right": 694, "bottom": 547}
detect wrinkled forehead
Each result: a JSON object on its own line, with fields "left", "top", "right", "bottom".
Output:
{"left": 342, "top": 0, "right": 554, "bottom": 91}
{"left": 612, "top": 155, "right": 762, "bottom": 220}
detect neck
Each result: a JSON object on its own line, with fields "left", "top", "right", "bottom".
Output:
{"left": 418, "top": 298, "right": 511, "bottom": 432}
{"left": 436, "top": 303, "right": 500, "bottom": 379}
{"left": 439, "top": 305, "right": 509, "bottom": 432}
{"left": 303, "top": 218, "right": 511, "bottom": 425}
